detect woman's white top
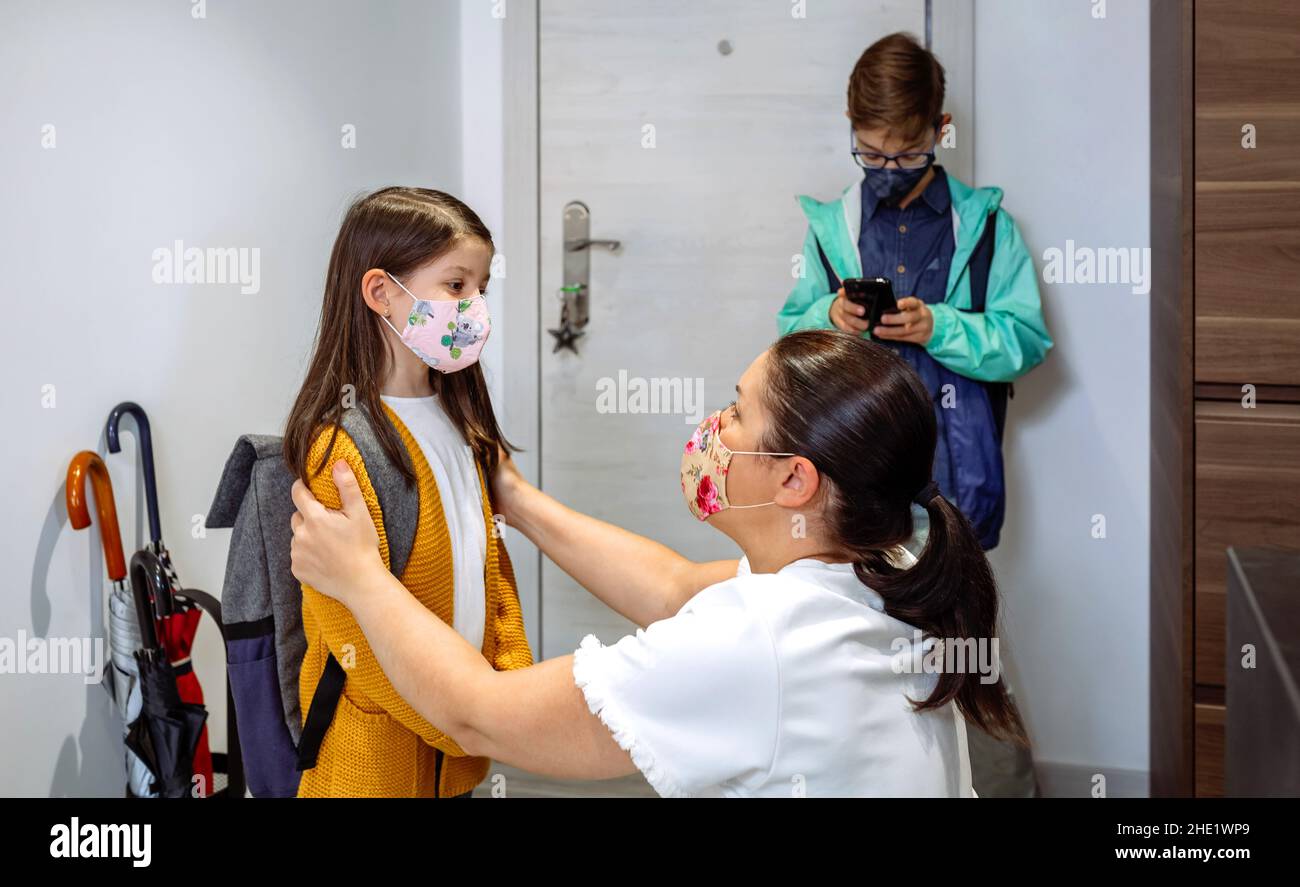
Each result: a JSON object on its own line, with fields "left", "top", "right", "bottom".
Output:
{"left": 571, "top": 553, "right": 975, "bottom": 797}
{"left": 379, "top": 394, "right": 486, "bottom": 652}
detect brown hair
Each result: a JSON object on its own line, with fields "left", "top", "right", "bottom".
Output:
{"left": 284, "top": 186, "right": 514, "bottom": 488}
{"left": 847, "top": 32, "right": 945, "bottom": 144}
{"left": 759, "top": 330, "right": 1028, "bottom": 747}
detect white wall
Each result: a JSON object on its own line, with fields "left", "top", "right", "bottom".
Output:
{"left": 0, "top": 0, "right": 463, "bottom": 796}
{"left": 460, "top": 0, "right": 506, "bottom": 408}
{"left": 974, "top": 0, "right": 1150, "bottom": 794}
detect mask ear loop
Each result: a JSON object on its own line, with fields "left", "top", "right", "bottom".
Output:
{"left": 379, "top": 270, "right": 420, "bottom": 338}
{"left": 721, "top": 451, "right": 800, "bottom": 509}
{"left": 385, "top": 269, "right": 487, "bottom": 314}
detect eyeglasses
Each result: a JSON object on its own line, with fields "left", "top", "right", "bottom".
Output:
{"left": 850, "top": 127, "right": 938, "bottom": 170}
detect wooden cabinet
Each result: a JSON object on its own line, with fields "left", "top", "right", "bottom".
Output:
{"left": 1195, "top": 404, "right": 1300, "bottom": 688}
{"left": 1194, "top": 0, "right": 1300, "bottom": 388}
{"left": 1152, "top": 0, "right": 1300, "bottom": 797}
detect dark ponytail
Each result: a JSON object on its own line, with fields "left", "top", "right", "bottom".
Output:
{"left": 761, "top": 330, "right": 1028, "bottom": 747}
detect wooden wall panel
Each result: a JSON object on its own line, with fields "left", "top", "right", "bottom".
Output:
{"left": 1194, "top": 403, "right": 1300, "bottom": 687}
{"left": 1194, "top": 0, "right": 1300, "bottom": 386}
{"left": 1194, "top": 702, "right": 1225, "bottom": 798}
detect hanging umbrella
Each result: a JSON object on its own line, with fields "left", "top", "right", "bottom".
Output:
{"left": 65, "top": 451, "right": 156, "bottom": 797}
{"left": 125, "top": 549, "right": 207, "bottom": 798}
{"left": 106, "top": 402, "right": 215, "bottom": 795}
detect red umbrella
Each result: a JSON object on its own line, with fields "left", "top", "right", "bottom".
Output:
{"left": 153, "top": 592, "right": 214, "bottom": 796}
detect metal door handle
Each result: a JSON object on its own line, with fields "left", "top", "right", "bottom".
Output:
{"left": 565, "top": 237, "right": 621, "bottom": 252}
{"left": 551, "top": 201, "right": 620, "bottom": 353}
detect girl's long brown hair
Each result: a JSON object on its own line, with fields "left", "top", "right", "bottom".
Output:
{"left": 760, "top": 330, "right": 1028, "bottom": 747}
{"left": 284, "top": 186, "right": 514, "bottom": 488}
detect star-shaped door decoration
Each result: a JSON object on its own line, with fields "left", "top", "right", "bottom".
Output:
{"left": 548, "top": 321, "right": 585, "bottom": 354}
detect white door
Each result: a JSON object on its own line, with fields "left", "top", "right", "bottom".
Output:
{"left": 536, "top": 0, "right": 969, "bottom": 659}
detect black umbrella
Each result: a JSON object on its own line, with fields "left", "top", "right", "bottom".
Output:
{"left": 124, "top": 549, "right": 207, "bottom": 798}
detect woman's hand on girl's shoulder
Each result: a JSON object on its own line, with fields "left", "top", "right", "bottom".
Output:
{"left": 289, "top": 459, "right": 384, "bottom": 605}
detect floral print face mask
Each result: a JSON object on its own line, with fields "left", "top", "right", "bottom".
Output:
{"left": 680, "top": 409, "right": 796, "bottom": 521}
{"left": 381, "top": 271, "right": 491, "bottom": 374}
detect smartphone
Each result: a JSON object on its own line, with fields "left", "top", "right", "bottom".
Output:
{"left": 842, "top": 277, "right": 900, "bottom": 330}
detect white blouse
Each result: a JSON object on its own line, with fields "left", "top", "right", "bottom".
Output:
{"left": 571, "top": 553, "right": 975, "bottom": 797}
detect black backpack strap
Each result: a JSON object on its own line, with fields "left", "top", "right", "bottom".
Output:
{"left": 813, "top": 234, "right": 841, "bottom": 294}
{"left": 296, "top": 653, "right": 347, "bottom": 771}
{"left": 966, "top": 209, "right": 998, "bottom": 313}
{"left": 963, "top": 210, "right": 1011, "bottom": 439}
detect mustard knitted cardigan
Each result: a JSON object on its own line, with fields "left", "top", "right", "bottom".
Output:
{"left": 296, "top": 402, "right": 533, "bottom": 797}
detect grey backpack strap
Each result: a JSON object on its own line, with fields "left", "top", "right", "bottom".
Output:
{"left": 293, "top": 405, "right": 420, "bottom": 770}
{"left": 339, "top": 405, "right": 420, "bottom": 577}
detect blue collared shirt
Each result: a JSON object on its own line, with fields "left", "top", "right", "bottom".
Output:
{"left": 857, "top": 165, "right": 954, "bottom": 308}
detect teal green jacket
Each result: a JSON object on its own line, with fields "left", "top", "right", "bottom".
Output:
{"left": 777, "top": 173, "right": 1052, "bottom": 383}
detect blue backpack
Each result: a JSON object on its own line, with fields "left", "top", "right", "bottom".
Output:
{"left": 815, "top": 210, "right": 1009, "bottom": 550}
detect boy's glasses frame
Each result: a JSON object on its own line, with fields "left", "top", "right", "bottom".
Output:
{"left": 849, "top": 126, "right": 938, "bottom": 170}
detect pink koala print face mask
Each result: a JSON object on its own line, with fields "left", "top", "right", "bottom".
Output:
{"left": 381, "top": 271, "right": 491, "bottom": 374}
{"left": 679, "top": 409, "right": 796, "bottom": 521}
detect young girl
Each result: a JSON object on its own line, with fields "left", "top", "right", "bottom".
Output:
{"left": 289, "top": 329, "right": 1028, "bottom": 798}
{"left": 282, "top": 186, "right": 532, "bottom": 797}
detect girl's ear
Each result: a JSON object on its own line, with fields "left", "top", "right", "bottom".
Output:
{"left": 361, "top": 268, "right": 393, "bottom": 317}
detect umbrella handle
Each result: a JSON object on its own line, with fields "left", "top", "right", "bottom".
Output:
{"left": 105, "top": 402, "right": 162, "bottom": 545}
{"left": 128, "top": 550, "right": 165, "bottom": 650}
{"left": 152, "top": 543, "right": 180, "bottom": 614}
{"left": 65, "top": 451, "right": 127, "bottom": 582}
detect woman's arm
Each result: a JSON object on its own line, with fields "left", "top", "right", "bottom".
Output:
{"left": 494, "top": 456, "right": 736, "bottom": 628}
{"left": 289, "top": 462, "right": 637, "bottom": 778}
{"left": 353, "top": 573, "right": 634, "bottom": 777}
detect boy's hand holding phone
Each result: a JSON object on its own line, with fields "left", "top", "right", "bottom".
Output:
{"left": 831, "top": 278, "right": 933, "bottom": 344}
{"left": 830, "top": 286, "right": 873, "bottom": 334}
{"left": 872, "top": 296, "right": 934, "bottom": 345}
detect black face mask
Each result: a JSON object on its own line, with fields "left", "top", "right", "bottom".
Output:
{"left": 862, "top": 160, "right": 932, "bottom": 204}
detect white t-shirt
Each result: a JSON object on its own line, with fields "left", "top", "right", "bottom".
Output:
{"left": 571, "top": 553, "right": 976, "bottom": 797}
{"left": 380, "top": 394, "right": 486, "bottom": 652}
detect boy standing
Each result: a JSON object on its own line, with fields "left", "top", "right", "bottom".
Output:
{"left": 778, "top": 32, "right": 1052, "bottom": 796}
